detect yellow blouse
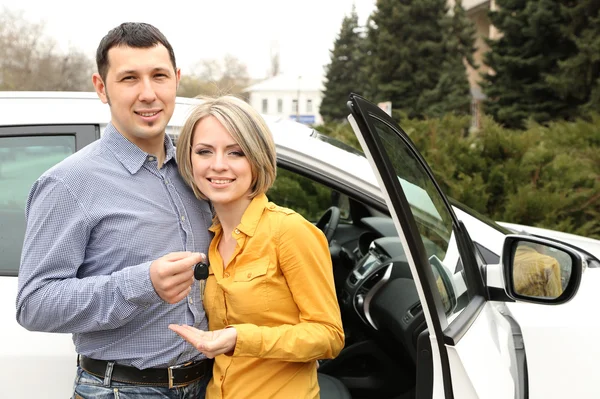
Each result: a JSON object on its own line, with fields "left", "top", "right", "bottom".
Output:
{"left": 203, "top": 194, "right": 344, "bottom": 398}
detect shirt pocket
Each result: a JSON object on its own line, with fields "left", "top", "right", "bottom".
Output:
{"left": 203, "top": 270, "right": 217, "bottom": 312}
{"left": 226, "top": 261, "right": 270, "bottom": 314}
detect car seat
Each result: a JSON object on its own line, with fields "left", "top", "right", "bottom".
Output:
{"left": 318, "top": 373, "right": 352, "bottom": 399}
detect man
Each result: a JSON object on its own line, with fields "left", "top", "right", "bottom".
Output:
{"left": 16, "top": 23, "right": 212, "bottom": 398}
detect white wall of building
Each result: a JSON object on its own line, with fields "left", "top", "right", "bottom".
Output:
{"left": 244, "top": 74, "right": 324, "bottom": 125}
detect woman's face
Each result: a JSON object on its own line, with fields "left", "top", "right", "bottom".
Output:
{"left": 190, "top": 116, "right": 253, "bottom": 208}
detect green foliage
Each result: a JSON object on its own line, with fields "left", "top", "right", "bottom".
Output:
{"left": 364, "top": 0, "right": 474, "bottom": 119}
{"left": 545, "top": 0, "right": 600, "bottom": 116}
{"left": 482, "top": 0, "right": 580, "bottom": 128}
{"left": 420, "top": 0, "right": 478, "bottom": 118}
{"left": 316, "top": 114, "right": 600, "bottom": 239}
{"left": 320, "top": 6, "right": 367, "bottom": 122}
{"left": 267, "top": 168, "right": 333, "bottom": 222}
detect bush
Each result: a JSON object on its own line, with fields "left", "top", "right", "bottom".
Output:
{"left": 313, "top": 113, "right": 600, "bottom": 239}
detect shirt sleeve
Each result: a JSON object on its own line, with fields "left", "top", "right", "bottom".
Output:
{"left": 230, "top": 212, "right": 344, "bottom": 362}
{"left": 16, "top": 175, "right": 161, "bottom": 333}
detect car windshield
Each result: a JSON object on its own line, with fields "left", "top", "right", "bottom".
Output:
{"left": 311, "top": 131, "right": 365, "bottom": 157}
{"left": 449, "top": 199, "right": 511, "bottom": 235}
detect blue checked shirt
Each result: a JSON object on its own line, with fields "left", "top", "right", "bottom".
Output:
{"left": 16, "top": 124, "right": 213, "bottom": 369}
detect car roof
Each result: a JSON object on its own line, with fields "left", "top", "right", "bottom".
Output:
{"left": 0, "top": 91, "right": 306, "bottom": 130}
{"left": 0, "top": 91, "right": 379, "bottom": 193}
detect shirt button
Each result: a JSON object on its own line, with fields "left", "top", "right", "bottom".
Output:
{"left": 220, "top": 376, "right": 224, "bottom": 381}
{"left": 188, "top": 297, "right": 193, "bottom": 304}
{"left": 234, "top": 229, "right": 240, "bottom": 234}
{"left": 247, "top": 272, "right": 252, "bottom": 278}
{"left": 222, "top": 319, "right": 227, "bottom": 325}
{"left": 224, "top": 272, "right": 230, "bottom": 278}
{"left": 180, "top": 215, "right": 185, "bottom": 222}
{"left": 164, "top": 179, "right": 169, "bottom": 184}
{"left": 148, "top": 156, "right": 155, "bottom": 161}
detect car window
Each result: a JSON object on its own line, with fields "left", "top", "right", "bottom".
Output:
{"left": 268, "top": 167, "right": 351, "bottom": 223}
{"left": 368, "top": 118, "right": 472, "bottom": 321}
{"left": 0, "top": 135, "right": 75, "bottom": 275}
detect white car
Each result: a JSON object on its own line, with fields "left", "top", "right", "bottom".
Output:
{"left": 1, "top": 91, "right": 599, "bottom": 399}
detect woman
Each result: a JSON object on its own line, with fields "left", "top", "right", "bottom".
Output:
{"left": 170, "top": 95, "right": 344, "bottom": 398}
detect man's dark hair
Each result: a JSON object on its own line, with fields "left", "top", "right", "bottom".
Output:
{"left": 96, "top": 22, "right": 177, "bottom": 82}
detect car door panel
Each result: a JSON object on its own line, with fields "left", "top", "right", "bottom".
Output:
{"left": 447, "top": 303, "right": 516, "bottom": 398}
{"left": 347, "top": 94, "right": 518, "bottom": 398}
{"left": 0, "top": 124, "right": 98, "bottom": 398}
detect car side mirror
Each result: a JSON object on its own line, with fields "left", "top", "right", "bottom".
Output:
{"left": 502, "top": 235, "right": 584, "bottom": 304}
{"left": 429, "top": 255, "right": 457, "bottom": 315}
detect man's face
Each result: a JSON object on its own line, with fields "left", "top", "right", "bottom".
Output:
{"left": 92, "top": 44, "right": 180, "bottom": 152}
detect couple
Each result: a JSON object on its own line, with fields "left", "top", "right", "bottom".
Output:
{"left": 16, "top": 22, "right": 344, "bottom": 398}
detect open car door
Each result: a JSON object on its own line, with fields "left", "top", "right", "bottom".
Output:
{"left": 347, "top": 94, "right": 520, "bottom": 398}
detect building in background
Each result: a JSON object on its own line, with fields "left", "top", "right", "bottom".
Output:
{"left": 246, "top": 1, "right": 495, "bottom": 128}
{"left": 244, "top": 73, "right": 324, "bottom": 126}
{"left": 450, "top": 0, "right": 499, "bottom": 128}
{"left": 452, "top": 0, "right": 499, "bottom": 89}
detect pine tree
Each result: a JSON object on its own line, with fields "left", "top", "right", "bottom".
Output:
{"left": 365, "top": 0, "right": 473, "bottom": 119}
{"left": 482, "top": 0, "right": 576, "bottom": 129}
{"left": 546, "top": 0, "right": 600, "bottom": 116}
{"left": 420, "top": 0, "right": 477, "bottom": 117}
{"left": 320, "top": 6, "right": 367, "bottom": 122}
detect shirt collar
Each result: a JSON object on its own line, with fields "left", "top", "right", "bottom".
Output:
{"left": 209, "top": 194, "right": 269, "bottom": 237}
{"left": 102, "top": 123, "right": 176, "bottom": 174}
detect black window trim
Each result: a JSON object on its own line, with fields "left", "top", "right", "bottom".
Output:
{"left": 0, "top": 124, "right": 99, "bottom": 277}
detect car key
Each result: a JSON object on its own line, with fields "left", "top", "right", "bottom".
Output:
{"left": 194, "top": 261, "right": 209, "bottom": 298}
{"left": 194, "top": 261, "right": 209, "bottom": 280}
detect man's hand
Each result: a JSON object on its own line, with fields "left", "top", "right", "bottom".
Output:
{"left": 169, "top": 324, "right": 238, "bottom": 359}
{"left": 150, "top": 252, "right": 204, "bottom": 304}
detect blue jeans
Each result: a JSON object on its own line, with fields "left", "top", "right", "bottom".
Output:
{"left": 71, "top": 366, "right": 211, "bottom": 399}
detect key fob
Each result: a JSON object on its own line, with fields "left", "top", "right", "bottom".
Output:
{"left": 194, "top": 262, "right": 209, "bottom": 280}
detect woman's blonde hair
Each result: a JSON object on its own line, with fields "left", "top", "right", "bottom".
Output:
{"left": 176, "top": 95, "right": 277, "bottom": 201}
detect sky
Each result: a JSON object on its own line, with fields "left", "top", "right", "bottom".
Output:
{"left": 1, "top": 0, "right": 376, "bottom": 79}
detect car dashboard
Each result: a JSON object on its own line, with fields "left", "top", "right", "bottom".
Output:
{"left": 338, "top": 217, "right": 426, "bottom": 361}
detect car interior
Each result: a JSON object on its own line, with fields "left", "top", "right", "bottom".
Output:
{"left": 268, "top": 166, "right": 435, "bottom": 399}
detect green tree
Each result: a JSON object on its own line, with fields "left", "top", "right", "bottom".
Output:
{"left": 365, "top": 0, "right": 473, "bottom": 118}
{"left": 420, "top": 0, "right": 477, "bottom": 117}
{"left": 314, "top": 111, "right": 600, "bottom": 239}
{"left": 482, "top": 0, "right": 576, "bottom": 128}
{"left": 546, "top": 0, "right": 600, "bottom": 116}
{"left": 320, "top": 6, "right": 366, "bottom": 122}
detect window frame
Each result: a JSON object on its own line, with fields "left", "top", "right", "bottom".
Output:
{"left": 261, "top": 98, "right": 268, "bottom": 114}
{"left": 0, "top": 124, "right": 98, "bottom": 277}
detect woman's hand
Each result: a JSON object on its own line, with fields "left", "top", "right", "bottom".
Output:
{"left": 169, "top": 324, "right": 238, "bottom": 359}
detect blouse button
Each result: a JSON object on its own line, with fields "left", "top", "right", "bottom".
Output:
{"left": 234, "top": 228, "right": 240, "bottom": 234}
{"left": 247, "top": 272, "right": 252, "bottom": 278}
{"left": 224, "top": 272, "right": 230, "bottom": 278}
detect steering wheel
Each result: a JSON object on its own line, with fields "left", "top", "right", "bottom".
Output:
{"left": 316, "top": 206, "right": 341, "bottom": 243}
